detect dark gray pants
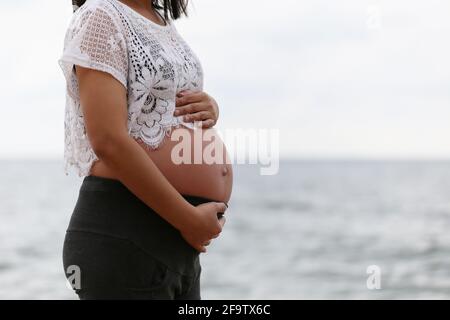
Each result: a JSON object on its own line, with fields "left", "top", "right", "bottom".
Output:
{"left": 63, "top": 175, "right": 210, "bottom": 300}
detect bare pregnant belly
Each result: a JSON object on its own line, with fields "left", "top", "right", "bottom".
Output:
{"left": 89, "top": 126, "right": 233, "bottom": 203}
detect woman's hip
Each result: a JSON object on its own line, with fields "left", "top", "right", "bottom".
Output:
{"left": 62, "top": 230, "right": 201, "bottom": 299}
{"left": 64, "top": 175, "right": 213, "bottom": 274}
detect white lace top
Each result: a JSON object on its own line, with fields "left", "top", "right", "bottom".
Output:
{"left": 59, "top": 0, "right": 204, "bottom": 177}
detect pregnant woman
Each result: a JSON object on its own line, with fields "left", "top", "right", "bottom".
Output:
{"left": 59, "top": 0, "right": 233, "bottom": 299}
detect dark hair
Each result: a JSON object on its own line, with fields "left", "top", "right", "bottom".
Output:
{"left": 72, "top": 0, "right": 189, "bottom": 20}
{"left": 153, "top": 0, "right": 189, "bottom": 20}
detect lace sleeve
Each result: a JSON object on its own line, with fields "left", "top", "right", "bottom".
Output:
{"left": 58, "top": 5, "right": 129, "bottom": 99}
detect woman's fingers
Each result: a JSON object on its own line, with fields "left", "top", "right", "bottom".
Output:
{"left": 176, "top": 89, "right": 193, "bottom": 98}
{"left": 211, "top": 233, "right": 220, "bottom": 239}
{"left": 183, "top": 111, "right": 212, "bottom": 123}
{"left": 190, "top": 201, "right": 229, "bottom": 252}
{"left": 174, "top": 102, "right": 204, "bottom": 116}
{"left": 201, "top": 119, "right": 215, "bottom": 128}
{"left": 215, "top": 202, "right": 228, "bottom": 214}
{"left": 175, "top": 91, "right": 219, "bottom": 126}
{"left": 175, "top": 92, "right": 204, "bottom": 107}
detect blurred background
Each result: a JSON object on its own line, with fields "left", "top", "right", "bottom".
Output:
{"left": 0, "top": 0, "right": 449, "bottom": 299}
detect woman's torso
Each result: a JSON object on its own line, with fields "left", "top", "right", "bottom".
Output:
{"left": 90, "top": 128, "right": 233, "bottom": 203}
{"left": 66, "top": 0, "right": 233, "bottom": 203}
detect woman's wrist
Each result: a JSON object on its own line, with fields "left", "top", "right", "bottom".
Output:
{"left": 172, "top": 200, "right": 200, "bottom": 233}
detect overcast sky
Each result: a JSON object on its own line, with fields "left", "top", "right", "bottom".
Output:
{"left": 0, "top": 0, "right": 449, "bottom": 159}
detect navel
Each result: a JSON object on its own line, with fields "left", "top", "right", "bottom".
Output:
{"left": 222, "top": 165, "right": 228, "bottom": 176}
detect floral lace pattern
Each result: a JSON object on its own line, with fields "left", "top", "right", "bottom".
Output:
{"left": 59, "top": 0, "right": 204, "bottom": 177}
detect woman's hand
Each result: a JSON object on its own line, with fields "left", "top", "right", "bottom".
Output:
{"left": 174, "top": 90, "right": 219, "bottom": 128}
{"left": 180, "top": 202, "right": 227, "bottom": 253}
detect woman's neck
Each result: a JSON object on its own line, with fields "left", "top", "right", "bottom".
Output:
{"left": 127, "top": 0, "right": 154, "bottom": 11}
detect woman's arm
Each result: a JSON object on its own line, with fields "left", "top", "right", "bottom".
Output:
{"left": 75, "top": 66, "right": 227, "bottom": 252}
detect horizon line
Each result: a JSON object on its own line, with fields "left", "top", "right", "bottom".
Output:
{"left": 1, "top": 156, "right": 450, "bottom": 163}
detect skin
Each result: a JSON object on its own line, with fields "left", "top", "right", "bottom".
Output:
{"left": 77, "top": 0, "right": 233, "bottom": 252}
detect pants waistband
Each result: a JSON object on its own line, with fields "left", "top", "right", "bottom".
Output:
{"left": 81, "top": 175, "right": 225, "bottom": 205}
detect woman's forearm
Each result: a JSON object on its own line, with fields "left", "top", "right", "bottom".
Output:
{"left": 93, "top": 133, "right": 196, "bottom": 232}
